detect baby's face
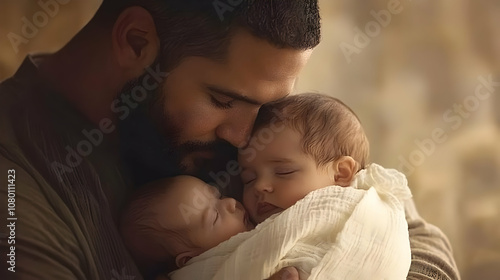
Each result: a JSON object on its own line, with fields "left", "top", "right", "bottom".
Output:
{"left": 157, "top": 176, "right": 253, "bottom": 252}
{"left": 239, "top": 126, "right": 335, "bottom": 224}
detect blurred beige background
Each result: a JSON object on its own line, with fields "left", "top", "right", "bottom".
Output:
{"left": 0, "top": 0, "right": 499, "bottom": 279}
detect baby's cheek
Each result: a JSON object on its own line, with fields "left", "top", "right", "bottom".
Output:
{"left": 242, "top": 189, "right": 254, "bottom": 209}
{"left": 242, "top": 191, "right": 258, "bottom": 219}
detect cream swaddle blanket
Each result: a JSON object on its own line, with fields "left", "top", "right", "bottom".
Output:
{"left": 170, "top": 164, "right": 412, "bottom": 280}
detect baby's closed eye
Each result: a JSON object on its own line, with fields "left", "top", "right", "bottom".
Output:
{"left": 241, "top": 170, "right": 257, "bottom": 185}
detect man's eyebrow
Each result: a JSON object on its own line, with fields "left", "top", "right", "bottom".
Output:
{"left": 204, "top": 84, "right": 262, "bottom": 106}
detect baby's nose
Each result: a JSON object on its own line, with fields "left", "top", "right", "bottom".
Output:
{"left": 254, "top": 179, "right": 273, "bottom": 193}
{"left": 222, "top": 197, "right": 237, "bottom": 213}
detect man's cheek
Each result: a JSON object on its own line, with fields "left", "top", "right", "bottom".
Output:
{"left": 171, "top": 114, "right": 202, "bottom": 142}
{"left": 183, "top": 107, "right": 220, "bottom": 137}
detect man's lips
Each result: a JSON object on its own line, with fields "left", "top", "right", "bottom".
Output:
{"left": 256, "top": 202, "right": 279, "bottom": 217}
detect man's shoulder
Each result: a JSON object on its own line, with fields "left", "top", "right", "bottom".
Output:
{"left": 0, "top": 56, "right": 81, "bottom": 239}
{"left": 0, "top": 58, "right": 38, "bottom": 149}
{"left": 0, "top": 147, "right": 57, "bottom": 214}
{"left": 0, "top": 149, "right": 93, "bottom": 279}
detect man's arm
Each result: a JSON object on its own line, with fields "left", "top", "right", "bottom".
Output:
{"left": 0, "top": 153, "right": 86, "bottom": 280}
{"left": 405, "top": 198, "right": 461, "bottom": 280}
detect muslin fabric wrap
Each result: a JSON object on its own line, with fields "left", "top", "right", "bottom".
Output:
{"left": 169, "top": 164, "right": 412, "bottom": 280}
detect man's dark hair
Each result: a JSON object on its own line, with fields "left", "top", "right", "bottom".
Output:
{"left": 95, "top": 0, "right": 321, "bottom": 71}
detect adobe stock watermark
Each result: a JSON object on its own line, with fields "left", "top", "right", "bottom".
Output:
{"left": 7, "top": 0, "right": 71, "bottom": 54}
{"left": 177, "top": 109, "right": 287, "bottom": 225}
{"left": 50, "top": 64, "right": 168, "bottom": 182}
{"left": 177, "top": 183, "right": 221, "bottom": 225}
{"left": 212, "top": 0, "right": 243, "bottom": 21}
{"left": 398, "top": 74, "right": 500, "bottom": 175}
{"left": 339, "top": 0, "right": 408, "bottom": 64}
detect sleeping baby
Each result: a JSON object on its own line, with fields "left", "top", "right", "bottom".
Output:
{"left": 120, "top": 93, "right": 412, "bottom": 280}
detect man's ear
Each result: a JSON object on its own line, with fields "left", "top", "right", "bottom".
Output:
{"left": 175, "top": 251, "right": 196, "bottom": 268}
{"left": 332, "top": 156, "right": 358, "bottom": 187}
{"left": 112, "top": 6, "right": 160, "bottom": 78}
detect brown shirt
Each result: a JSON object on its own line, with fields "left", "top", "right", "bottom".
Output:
{"left": 0, "top": 55, "right": 461, "bottom": 280}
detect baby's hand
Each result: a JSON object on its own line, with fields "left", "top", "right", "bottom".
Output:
{"left": 266, "top": 266, "right": 300, "bottom": 280}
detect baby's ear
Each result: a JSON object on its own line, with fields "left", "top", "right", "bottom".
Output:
{"left": 333, "top": 156, "right": 358, "bottom": 187}
{"left": 175, "top": 252, "right": 194, "bottom": 268}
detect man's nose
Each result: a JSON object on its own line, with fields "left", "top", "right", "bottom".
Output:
{"left": 222, "top": 197, "right": 237, "bottom": 213}
{"left": 216, "top": 110, "right": 258, "bottom": 147}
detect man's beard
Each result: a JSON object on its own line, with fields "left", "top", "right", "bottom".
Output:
{"left": 116, "top": 68, "right": 236, "bottom": 187}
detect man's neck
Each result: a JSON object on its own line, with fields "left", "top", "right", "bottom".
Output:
{"left": 38, "top": 25, "right": 125, "bottom": 125}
